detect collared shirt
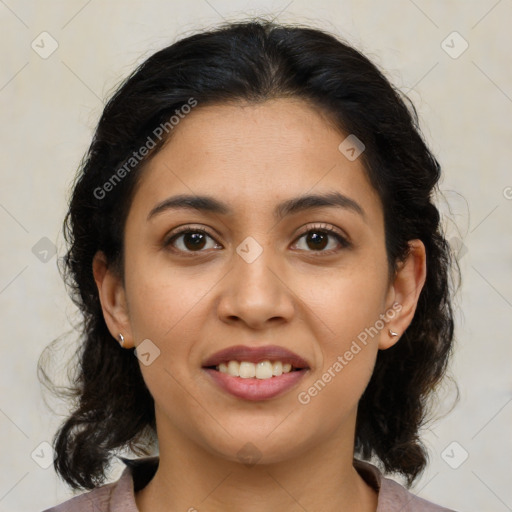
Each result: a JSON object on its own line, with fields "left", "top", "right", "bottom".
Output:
{"left": 43, "top": 457, "right": 456, "bottom": 511}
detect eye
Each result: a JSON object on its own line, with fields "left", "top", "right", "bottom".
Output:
{"left": 164, "top": 223, "right": 350, "bottom": 256}
{"left": 164, "top": 226, "right": 221, "bottom": 254}
{"left": 292, "top": 223, "right": 350, "bottom": 254}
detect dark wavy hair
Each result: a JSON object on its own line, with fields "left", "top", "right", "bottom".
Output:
{"left": 38, "top": 18, "right": 460, "bottom": 491}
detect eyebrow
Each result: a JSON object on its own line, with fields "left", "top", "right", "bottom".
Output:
{"left": 147, "top": 191, "right": 366, "bottom": 222}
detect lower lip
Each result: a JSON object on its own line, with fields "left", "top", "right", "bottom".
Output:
{"left": 203, "top": 368, "right": 308, "bottom": 401}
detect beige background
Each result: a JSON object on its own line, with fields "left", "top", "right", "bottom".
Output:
{"left": 1, "top": 1, "right": 511, "bottom": 511}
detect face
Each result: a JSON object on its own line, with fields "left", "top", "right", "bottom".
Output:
{"left": 98, "top": 98, "right": 414, "bottom": 465}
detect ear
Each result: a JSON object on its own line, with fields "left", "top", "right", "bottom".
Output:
{"left": 379, "top": 239, "right": 427, "bottom": 350}
{"left": 92, "top": 251, "right": 133, "bottom": 348}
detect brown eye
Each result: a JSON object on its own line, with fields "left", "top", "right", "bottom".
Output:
{"left": 164, "top": 224, "right": 350, "bottom": 256}
{"left": 304, "top": 231, "right": 329, "bottom": 251}
{"left": 293, "top": 225, "right": 350, "bottom": 253}
{"left": 165, "top": 228, "right": 220, "bottom": 254}
{"left": 180, "top": 232, "right": 208, "bottom": 251}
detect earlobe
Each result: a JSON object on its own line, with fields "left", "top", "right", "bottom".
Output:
{"left": 379, "top": 239, "right": 427, "bottom": 350}
{"left": 92, "top": 251, "right": 133, "bottom": 348}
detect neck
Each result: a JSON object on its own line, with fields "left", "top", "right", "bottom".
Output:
{"left": 135, "top": 411, "right": 377, "bottom": 512}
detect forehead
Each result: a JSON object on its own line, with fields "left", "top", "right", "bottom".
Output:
{"left": 129, "top": 98, "right": 382, "bottom": 225}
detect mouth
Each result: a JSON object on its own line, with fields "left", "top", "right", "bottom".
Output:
{"left": 202, "top": 345, "right": 310, "bottom": 401}
{"left": 204, "top": 360, "right": 304, "bottom": 379}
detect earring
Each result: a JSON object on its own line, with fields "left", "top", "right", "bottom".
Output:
{"left": 118, "top": 333, "right": 125, "bottom": 347}
{"left": 389, "top": 329, "right": 399, "bottom": 337}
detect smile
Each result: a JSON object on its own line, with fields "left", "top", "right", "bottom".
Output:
{"left": 202, "top": 344, "right": 310, "bottom": 401}
{"left": 216, "top": 360, "right": 296, "bottom": 379}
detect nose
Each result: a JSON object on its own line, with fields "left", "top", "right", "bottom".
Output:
{"left": 216, "top": 245, "right": 295, "bottom": 330}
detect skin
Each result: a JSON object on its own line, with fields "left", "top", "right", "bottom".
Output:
{"left": 93, "top": 98, "right": 426, "bottom": 512}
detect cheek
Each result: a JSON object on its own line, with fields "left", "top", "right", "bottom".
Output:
{"left": 294, "top": 257, "right": 387, "bottom": 403}
{"left": 123, "top": 265, "right": 208, "bottom": 412}
{"left": 294, "top": 349, "right": 377, "bottom": 445}
{"left": 296, "top": 274, "right": 383, "bottom": 419}
{"left": 123, "top": 260, "right": 220, "bottom": 396}
{"left": 303, "top": 258, "right": 389, "bottom": 346}
{"left": 124, "top": 251, "right": 212, "bottom": 340}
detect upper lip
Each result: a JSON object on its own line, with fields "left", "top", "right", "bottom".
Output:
{"left": 202, "top": 345, "right": 310, "bottom": 369}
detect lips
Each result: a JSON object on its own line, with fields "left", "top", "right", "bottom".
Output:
{"left": 201, "top": 344, "right": 310, "bottom": 369}
{"left": 202, "top": 345, "right": 311, "bottom": 401}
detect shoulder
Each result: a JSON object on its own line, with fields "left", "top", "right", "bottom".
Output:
{"left": 354, "top": 459, "right": 457, "bottom": 512}
{"left": 41, "top": 456, "right": 159, "bottom": 512}
{"left": 41, "top": 480, "right": 117, "bottom": 512}
{"left": 378, "top": 476, "right": 456, "bottom": 511}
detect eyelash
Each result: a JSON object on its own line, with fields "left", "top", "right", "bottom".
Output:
{"left": 164, "top": 223, "right": 351, "bottom": 256}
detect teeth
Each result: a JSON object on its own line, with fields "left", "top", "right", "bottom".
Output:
{"left": 216, "top": 360, "right": 296, "bottom": 379}
{"left": 227, "top": 360, "right": 239, "bottom": 377}
{"left": 256, "top": 361, "right": 273, "bottom": 379}
{"left": 272, "top": 361, "right": 283, "bottom": 376}
{"left": 239, "top": 361, "right": 256, "bottom": 378}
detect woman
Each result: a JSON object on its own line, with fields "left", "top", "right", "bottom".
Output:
{"left": 41, "top": 18, "right": 459, "bottom": 511}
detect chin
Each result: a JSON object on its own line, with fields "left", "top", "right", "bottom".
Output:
{"left": 196, "top": 425, "right": 313, "bottom": 467}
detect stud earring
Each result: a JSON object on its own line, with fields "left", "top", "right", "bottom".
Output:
{"left": 389, "top": 329, "right": 399, "bottom": 337}
{"left": 118, "top": 333, "right": 125, "bottom": 346}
